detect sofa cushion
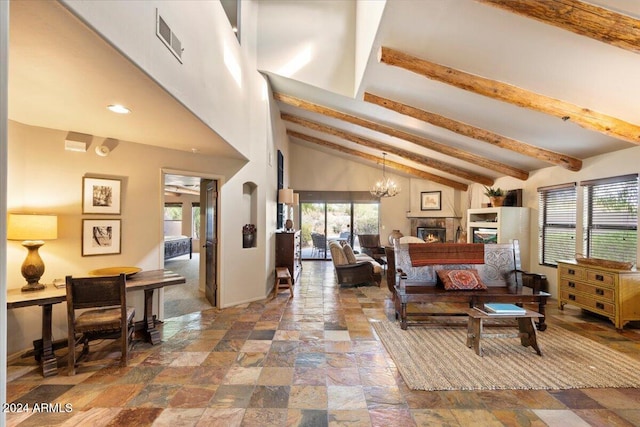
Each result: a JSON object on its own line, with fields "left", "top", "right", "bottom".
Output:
{"left": 436, "top": 269, "right": 487, "bottom": 290}
{"left": 329, "top": 241, "right": 348, "bottom": 266}
{"left": 342, "top": 244, "right": 358, "bottom": 264}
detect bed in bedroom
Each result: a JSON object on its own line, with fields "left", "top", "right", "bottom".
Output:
{"left": 164, "top": 235, "right": 193, "bottom": 260}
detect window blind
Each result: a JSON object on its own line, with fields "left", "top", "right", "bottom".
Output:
{"left": 538, "top": 183, "right": 576, "bottom": 266}
{"left": 582, "top": 174, "right": 638, "bottom": 263}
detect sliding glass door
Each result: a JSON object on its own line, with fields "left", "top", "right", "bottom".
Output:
{"left": 353, "top": 203, "right": 380, "bottom": 253}
{"left": 300, "top": 203, "right": 326, "bottom": 259}
{"left": 299, "top": 197, "right": 379, "bottom": 260}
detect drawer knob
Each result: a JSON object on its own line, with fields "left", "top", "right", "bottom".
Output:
{"left": 569, "top": 294, "right": 576, "bottom": 301}
{"left": 596, "top": 302, "right": 605, "bottom": 310}
{"left": 568, "top": 282, "right": 576, "bottom": 288}
{"left": 595, "top": 274, "right": 604, "bottom": 281}
{"left": 568, "top": 269, "right": 575, "bottom": 275}
{"left": 596, "top": 288, "right": 604, "bottom": 296}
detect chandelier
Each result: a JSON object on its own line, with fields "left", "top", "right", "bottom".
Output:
{"left": 370, "top": 153, "right": 400, "bottom": 198}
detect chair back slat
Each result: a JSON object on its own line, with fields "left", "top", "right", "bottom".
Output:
{"left": 66, "top": 274, "right": 126, "bottom": 309}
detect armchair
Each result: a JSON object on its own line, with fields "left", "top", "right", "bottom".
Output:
{"left": 329, "top": 241, "right": 382, "bottom": 287}
{"left": 357, "top": 234, "right": 386, "bottom": 264}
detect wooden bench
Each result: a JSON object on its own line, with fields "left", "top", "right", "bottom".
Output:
{"left": 386, "top": 240, "right": 549, "bottom": 330}
{"left": 273, "top": 267, "right": 294, "bottom": 298}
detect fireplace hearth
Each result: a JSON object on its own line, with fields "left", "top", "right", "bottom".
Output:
{"left": 409, "top": 217, "right": 461, "bottom": 242}
{"left": 417, "top": 227, "right": 446, "bottom": 243}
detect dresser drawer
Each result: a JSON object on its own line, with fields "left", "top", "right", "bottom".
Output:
{"left": 559, "top": 264, "right": 586, "bottom": 280}
{"left": 586, "top": 270, "right": 615, "bottom": 287}
{"left": 559, "top": 279, "right": 614, "bottom": 302}
{"left": 560, "top": 290, "right": 615, "bottom": 315}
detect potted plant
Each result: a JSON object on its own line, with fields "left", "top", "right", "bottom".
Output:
{"left": 483, "top": 186, "right": 506, "bottom": 207}
{"left": 242, "top": 224, "right": 256, "bottom": 248}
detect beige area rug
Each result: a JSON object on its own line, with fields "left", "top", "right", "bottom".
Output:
{"left": 373, "top": 321, "right": 640, "bottom": 391}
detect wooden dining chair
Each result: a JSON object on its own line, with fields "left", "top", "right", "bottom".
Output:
{"left": 65, "top": 274, "right": 135, "bottom": 375}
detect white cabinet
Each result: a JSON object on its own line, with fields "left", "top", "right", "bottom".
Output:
{"left": 467, "top": 207, "right": 530, "bottom": 270}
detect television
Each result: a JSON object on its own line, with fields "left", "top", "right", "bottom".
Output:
{"left": 472, "top": 227, "right": 498, "bottom": 244}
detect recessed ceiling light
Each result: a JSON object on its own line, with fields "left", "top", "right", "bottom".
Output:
{"left": 107, "top": 104, "right": 131, "bottom": 114}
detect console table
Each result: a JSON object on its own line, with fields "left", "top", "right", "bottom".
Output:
{"left": 7, "top": 269, "right": 185, "bottom": 376}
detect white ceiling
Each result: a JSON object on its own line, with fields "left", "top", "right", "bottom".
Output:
{"left": 8, "top": 1, "right": 243, "bottom": 160}
{"left": 8, "top": 0, "right": 640, "bottom": 190}
{"left": 260, "top": 0, "right": 640, "bottom": 186}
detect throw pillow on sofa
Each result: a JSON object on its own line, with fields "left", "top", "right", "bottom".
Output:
{"left": 436, "top": 269, "right": 487, "bottom": 290}
{"left": 342, "top": 244, "right": 358, "bottom": 264}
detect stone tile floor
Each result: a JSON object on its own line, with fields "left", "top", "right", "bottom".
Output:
{"left": 5, "top": 261, "right": 640, "bottom": 426}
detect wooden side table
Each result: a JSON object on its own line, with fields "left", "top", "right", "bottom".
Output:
{"left": 466, "top": 308, "right": 543, "bottom": 357}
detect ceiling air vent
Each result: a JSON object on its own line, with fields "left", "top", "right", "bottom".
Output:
{"left": 156, "top": 9, "right": 183, "bottom": 63}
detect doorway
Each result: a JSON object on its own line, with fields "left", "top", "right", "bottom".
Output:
{"left": 163, "top": 173, "right": 218, "bottom": 317}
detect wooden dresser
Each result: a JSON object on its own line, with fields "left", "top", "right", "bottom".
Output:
{"left": 276, "top": 231, "right": 301, "bottom": 284}
{"left": 557, "top": 260, "right": 640, "bottom": 329}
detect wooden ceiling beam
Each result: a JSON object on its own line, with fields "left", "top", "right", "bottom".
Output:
{"left": 287, "top": 130, "right": 469, "bottom": 191}
{"left": 281, "top": 112, "right": 494, "bottom": 186}
{"left": 476, "top": 0, "right": 640, "bottom": 55}
{"left": 274, "top": 92, "right": 529, "bottom": 180}
{"left": 378, "top": 46, "right": 640, "bottom": 145}
{"left": 364, "top": 92, "right": 582, "bottom": 171}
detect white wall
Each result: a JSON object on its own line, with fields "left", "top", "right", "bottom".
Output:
{"left": 354, "top": 0, "right": 386, "bottom": 96}
{"left": 289, "top": 143, "right": 467, "bottom": 245}
{"left": 62, "top": 0, "right": 254, "bottom": 156}
{"left": 53, "top": 1, "right": 283, "bottom": 303}
{"left": 1, "top": 0, "right": 9, "bottom": 419}
{"left": 493, "top": 145, "right": 640, "bottom": 298}
{"left": 256, "top": 0, "right": 356, "bottom": 97}
{"left": 6, "top": 121, "right": 256, "bottom": 355}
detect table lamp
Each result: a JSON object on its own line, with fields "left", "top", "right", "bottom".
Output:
{"left": 7, "top": 213, "right": 58, "bottom": 292}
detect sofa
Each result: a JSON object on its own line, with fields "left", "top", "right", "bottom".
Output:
{"left": 388, "top": 240, "right": 549, "bottom": 330}
{"left": 328, "top": 240, "right": 382, "bottom": 287}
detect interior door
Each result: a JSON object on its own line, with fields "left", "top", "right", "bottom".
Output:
{"left": 203, "top": 179, "right": 217, "bottom": 306}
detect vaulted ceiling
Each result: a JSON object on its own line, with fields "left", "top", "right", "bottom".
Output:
{"left": 7, "top": 0, "right": 640, "bottom": 192}
{"left": 260, "top": 0, "right": 640, "bottom": 190}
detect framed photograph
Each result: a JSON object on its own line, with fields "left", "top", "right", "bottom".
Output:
{"left": 82, "top": 219, "right": 121, "bottom": 256}
{"left": 83, "top": 177, "right": 121, "bottom": 214}
{"left": 421, "top": 191, "right": 442, "bottom": 211}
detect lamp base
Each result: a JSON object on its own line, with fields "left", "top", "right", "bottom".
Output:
{"left": 21, "top": 282, "right": 46, "bottom": 292}
{"left": 20, "top": 240, "right": 47, "bottom": 293}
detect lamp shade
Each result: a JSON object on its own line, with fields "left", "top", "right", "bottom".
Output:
{"left": 293, "top": 192, "right": 300, "bottom": 205}
{"left": 7, "top": 214, "right": 58, "bottom": 241}
{"left": 278, "top": 188, "right": 294, "bottom": 205}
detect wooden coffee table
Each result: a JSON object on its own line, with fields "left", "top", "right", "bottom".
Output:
{"left": 466, "top": 307, "right": 543, "bottom": 357}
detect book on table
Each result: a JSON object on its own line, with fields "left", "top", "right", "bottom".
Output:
{"left": 483, "top": 303, "right": 526, "bottom": 315}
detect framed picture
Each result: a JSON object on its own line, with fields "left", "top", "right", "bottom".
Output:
{"left": 83, "top": 177, "right": 121, "bottom": 214}
{"left": 421, "top": 191, "right": 442, "bottom": 211}
{"left": 82, "top": 219, "right": 121, "bottom": 256}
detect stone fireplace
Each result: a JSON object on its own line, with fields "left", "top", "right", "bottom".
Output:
{"left": 409, "top": 217, "right": 461, "bottom": 243}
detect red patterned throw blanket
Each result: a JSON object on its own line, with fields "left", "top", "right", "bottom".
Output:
{"left": 408, "top": 243, "right": 485, "bottom": 266}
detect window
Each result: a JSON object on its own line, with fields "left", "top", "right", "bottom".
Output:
{"left": 538, "top": 183, "right": 577, "bottom": 266}
{"left": 192, "top": 202, "right": 200, "bottom": 239}
{"left": 582, "top": 174, "right": 638, "bottom": 263}
{"left": 164, "top": 202, "right": 182, "bottom": 236}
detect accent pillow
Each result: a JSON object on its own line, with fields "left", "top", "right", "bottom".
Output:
{"left": 436, "top": 269, "right": 487, "bottom": 291}
{"left": 342, "top": 244, "right": 358, "bottom": 264}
